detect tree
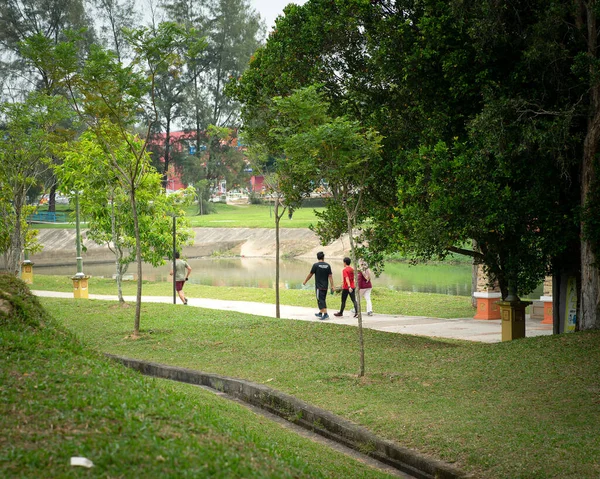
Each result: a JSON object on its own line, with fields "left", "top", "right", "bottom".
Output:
{"left": 0, "top": 92, "right": 72, "bottom": 274}
{"left": 157, "top": 0, "right": 263, "bottom": 190}
{"left": 229, "top": 0, "right": 600, "bottom": 330}
{"left": 144, "top": 23, "right": 207, "bottom": 189}
{"left": 0, "top": 0, "right": 93, "bottom": 95}
{"left": 202, "top": 125, "right": 247, "bottom": 193}
{"left": 246, "top": 145, "right": 309, "bottom": 318}
{"left": 202, "top": 0, "right": 264, "bottom": 127}
{"left": 92, "top": 0, "right": 140, "bottom": 62}
{"left": 22, "top": 23, "right": 200, "bottom": 336}
{"left": 159, "top": 0, "right": 211, "bottom": 160}
{"left": 0, "top": 0, "right": 94, "bottom": 213}
{"left": 58, "top": 130, "right": 194, "bottom": 302}
{"left": 272, "top": 86, "right": 382, "bottom": 376}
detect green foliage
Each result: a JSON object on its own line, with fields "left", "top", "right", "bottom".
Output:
{"left": 154, "top": 0, "right": 263, "bottom": 190}
{"left": 0, "top": 0, "right": 93, "bottom": 94}
{"left": 57, "top": 131, "right": 195, "bottom": 271}
{"left": 230, "top": 0, "right": 588, "bottom": 299}
{"left": 203, "top": 125, "right": 249, "bottom": 190}
{"left": 0, "top": 92, "right": 73, "bottom": 273}
{"left": 20, "top": 22, "right": 201, "bottom": 333}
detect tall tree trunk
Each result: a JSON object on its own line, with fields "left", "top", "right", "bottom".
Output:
{"left": 346, "top": 210, "right": 365, "bottom": 377}
{"left": 131, "top": 188, "right": 143, "bottom": 336}
{"left": 48, "top": 184, "right": 57, "bottom": 213}
{"left": 471, "top": 240, "right": 478, "bottom": 308}
{"left": 110, "top": 196, "right": 126, "bottom": 303}
{"left": 8, "top": 196, "right": 24, "bottom": 275}
{"left": 581, "top": 1, "right": 600, "bottom": 330}
{"left": 163, "top": 114, "right": 172, "bottom": 189}
{"left": 581, "top": 120, "right": 600, "bottom": 329}
{"left": 275, "top": 197, "right": 281, "bottom": 318}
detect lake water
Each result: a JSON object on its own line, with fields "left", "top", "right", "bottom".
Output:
{"left": 35, "top": 257, "right": 481, "bottom": 296}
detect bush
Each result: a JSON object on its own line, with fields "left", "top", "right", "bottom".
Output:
{"left": 248, "top": 191, "right": 264, "bottom": 205}
{"left": 0, "top": 273, "right": 52, "bottom": 330}
{"left": 301, "top": 197, "right": 326, "bottom": 208}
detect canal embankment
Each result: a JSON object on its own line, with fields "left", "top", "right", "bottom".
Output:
{"left": 31, "top": 227, "right": 351, "bottom": 266}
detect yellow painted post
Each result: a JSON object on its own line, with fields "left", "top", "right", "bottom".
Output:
{"left": 72, "top": 275, "right": 90, "bottom": 299}
{"left": 21, "top": 261, "right": 34, "bottom": 284}
{"left": 498, "top": 300, "right": 531, "bottom": 341}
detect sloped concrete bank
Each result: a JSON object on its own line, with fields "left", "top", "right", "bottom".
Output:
{"left": 108, "top": 355, "right": 469, "bottom": 479}
{"left": 32, "top": 227, "right": 350, "bottom": 266}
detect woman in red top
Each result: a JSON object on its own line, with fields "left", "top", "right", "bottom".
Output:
{"left": 334, "top": 257, "right": 358, "bottom": 318}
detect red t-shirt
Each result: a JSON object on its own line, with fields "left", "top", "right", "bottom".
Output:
{"left": 342, "top": 265, "right": 355, "bottom": 289}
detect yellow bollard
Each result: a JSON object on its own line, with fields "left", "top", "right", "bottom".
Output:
{"left": 498, "top": 300, "right": 531, "bottom": 341}
{"left": 72, "top": 275, "right": 90, "bottom": 299}
{"left": 21, "top": 261, "right": 34, "bottom": 284}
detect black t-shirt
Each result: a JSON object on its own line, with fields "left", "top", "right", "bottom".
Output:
{"left": 310, "top": 261, "right": 332, "bottom": 290}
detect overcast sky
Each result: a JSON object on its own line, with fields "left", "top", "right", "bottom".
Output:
{"left": 251, "top": 0, "right": 308, "bottom": 33}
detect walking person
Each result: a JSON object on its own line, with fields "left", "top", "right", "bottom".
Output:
{"left": 303, "top": 251, "right": 335, "bottom": 320}
{"left": 170, "top": 251, "right": 192, "bottom": 305}
{"left": 334, "top": 257, "right": 358, "bottom": 318}
{"left": 358, "top": 259, "right": 373, "bottom": 316}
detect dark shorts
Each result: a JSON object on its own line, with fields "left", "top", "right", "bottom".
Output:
{"left": 176, "top": 280, "right": 185, "bottom": 292}
{"left": 316, "top": 288, "right": 328, "bottom": 310}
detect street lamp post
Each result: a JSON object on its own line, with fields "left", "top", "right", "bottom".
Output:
{"left": 72, "top": 191, "right": 89, "bottom": 298}
{"left": 74, "top": 192, "right": 84, "bottom": 278}
{"left": 172, "top": 214, "right": 177, "bottom": 305}
{"left": 21, "top": 214, "right": 34, "bottom": 284}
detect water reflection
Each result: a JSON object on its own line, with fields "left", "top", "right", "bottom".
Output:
{"left": 35, "top": 257, "right": 477, "bottom": 296}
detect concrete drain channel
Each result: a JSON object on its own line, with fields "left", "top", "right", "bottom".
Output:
{"left": 108, "top": 355, "right": 468, "bottom": 479}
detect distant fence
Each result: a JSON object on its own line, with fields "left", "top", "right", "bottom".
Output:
{"left": 28, "top": 211, "right": 69, "bottom": 223}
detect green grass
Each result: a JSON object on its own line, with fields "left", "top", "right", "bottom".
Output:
{"left": 31, "top": 274, "right": 476, "bottom": 319}
{"left": 32, "top": 202, "right": 323, "bottom": 229}
{"left": 39, "top": 297, "right": 600, "bottom": 479}
{"left": 184, "top": 203, "right": 324, "bottom": 228}
{"left": 0, "top": 275, "right": 397, "bottom": 479}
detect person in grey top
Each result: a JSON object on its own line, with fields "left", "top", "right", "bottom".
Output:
{"left": 169, "top": 251, "right": 192, "bottom": 304}
{"left": 303, "top": 251, "right": 335, "bottom": 320}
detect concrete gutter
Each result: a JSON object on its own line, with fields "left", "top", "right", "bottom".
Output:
{"left": 108, "top": 354, "right": 470, "bottom": 479}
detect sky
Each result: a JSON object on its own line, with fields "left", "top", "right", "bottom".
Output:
{"left": 251, "top": 0, "right": 308, "bottom": 33}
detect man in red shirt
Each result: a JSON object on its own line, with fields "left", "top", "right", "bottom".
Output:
{"left": 334, "top": 257, "right": 358, "bottom": 318}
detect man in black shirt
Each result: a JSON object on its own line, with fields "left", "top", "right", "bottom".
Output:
{"left": 303, "top": 251, "right": 335, "bottom": 320}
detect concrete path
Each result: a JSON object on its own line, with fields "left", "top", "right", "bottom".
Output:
{"left": 33, "top": 290, "right": 553, "bottom": 343}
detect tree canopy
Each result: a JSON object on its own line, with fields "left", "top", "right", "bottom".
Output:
{"left": 229, "top": 0, "right": 598, "bottom": 327}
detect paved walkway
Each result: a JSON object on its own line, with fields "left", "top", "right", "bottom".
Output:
{"left": 33, "top": 290, "right": 553, "bottom": 343}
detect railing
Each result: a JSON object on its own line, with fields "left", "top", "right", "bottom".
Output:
{"left": 28, "top": 211, "right": 69, "bottom": 223}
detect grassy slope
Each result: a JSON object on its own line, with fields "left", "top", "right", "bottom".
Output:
{"left": 0, "top": 275, "right": 394, "bottom": 479}
{"left": 41, "top": 297, "right": 600, "bottom": 479}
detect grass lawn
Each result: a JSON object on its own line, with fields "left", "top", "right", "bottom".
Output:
{"left": 39, "top": 296, "right": 600, "bottom": 479}
{"left": 0, "top": 276, "right": 398, "bottom": 479}
{"left": 184, "top": 203, "right": 323, "bottom": 228}
{"left": 33, "top": 202, "right": 323, "bottom": 229}
{"left": 31, "top": 274, "right": 476, "bottom": 319}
